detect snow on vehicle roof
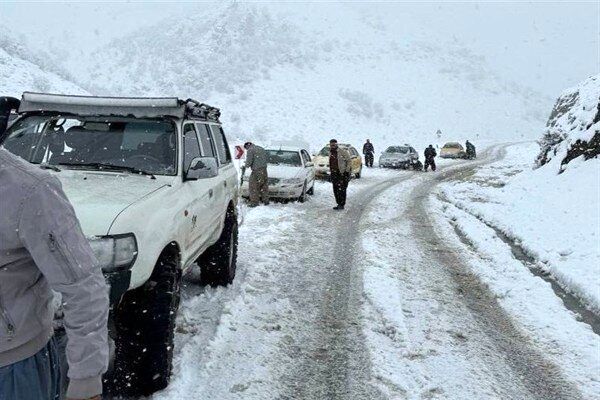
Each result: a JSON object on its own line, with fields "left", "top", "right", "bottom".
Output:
{"left": 17, "top": 92, "right": 220, "bottom": 121}
{"left": 443, "top": 142, "right": 462, "bottom": 148}
{"left": 265, "top": 145, "right": 303, "bottom": 152}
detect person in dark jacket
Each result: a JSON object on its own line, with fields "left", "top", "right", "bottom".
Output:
{"left": 329, "top": 139, "right": 352, "bottom": 210}
{"left": 465, "top": 140, "right": 476, "bottom": 159}
{"left": 362, "top": 139, "right": 374, "bottom": 168}
{"left": 0, "top": 148, "right": 109, "bottom": 400}
{"left": 424, "top": 144, "right": 437, "bottom": 171}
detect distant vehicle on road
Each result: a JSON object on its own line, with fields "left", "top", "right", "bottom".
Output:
{"left": 241, "top": 145, "right": 315, "bottom": 202}
{"left": 379, "top": 145, "right": 420, "bottom": 169}
{"left": 314, "top": 143, "right": 363, "bottom": 179}
{"left": 440, "top": 142, "right": 467, "bottom": 159}
{"left": 0, "top": 92, "right": 239, "bottom": 397}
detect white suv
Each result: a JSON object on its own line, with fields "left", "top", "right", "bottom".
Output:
{"left": 0, "top": 93, "right": 239, "bottom": 396}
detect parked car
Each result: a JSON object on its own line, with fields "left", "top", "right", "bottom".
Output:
{"left": 313, "top": 143, "right": 363, "bottom": 179}
{"left": 241, "top": 145, "right": 315, "bottom": 202}
{"left": 379, "top": 145, "right": 420, "bottom": 169}
{"left": 0, "top": 92, "right": 239, "bottom": 397}
{"left": 440, "top": 142, "right": 467, "bottom": 158}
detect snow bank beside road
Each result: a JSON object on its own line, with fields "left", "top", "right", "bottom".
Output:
{"left": 432, "top": 195, "right": 600, "bottom": 399}
{"left": 439, "top": 142, "right": 600, "bottom": 313}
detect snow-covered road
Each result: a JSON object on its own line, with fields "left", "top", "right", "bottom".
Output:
{"left": 152, "top": 145, "right": 598, "bottom": 400}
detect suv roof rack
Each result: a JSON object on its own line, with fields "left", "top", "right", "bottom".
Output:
{"left": 17, "top": 92, "right": 221, "bottom": 122}
{"left": 184, "top": 99, "right": 221, "bottom": 122}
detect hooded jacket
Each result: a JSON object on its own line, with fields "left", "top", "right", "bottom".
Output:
{"left": 0, "top": 149, "right": 109, "bottom": 399}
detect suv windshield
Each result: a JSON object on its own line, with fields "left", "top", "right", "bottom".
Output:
{"left": 267, "top": 150, "right": 302, "bottom": 166}
{"left": 385, "top": 146, "right": 409, "bottom": 153}
{"left": 2, "top": 116, "right": 177, "bottom": 175}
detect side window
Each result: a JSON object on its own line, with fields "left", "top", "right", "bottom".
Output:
{"left": 195, "top": 123, "right": 216, "bottom": 158}
{"left": 210, "top": 125, "right": 232, "bottom": 165}
{"left": 302, "top": 150, "right": 311, "bottom": 163}
{"left": 183, "top": 124, "right": 201, "bottom": 171}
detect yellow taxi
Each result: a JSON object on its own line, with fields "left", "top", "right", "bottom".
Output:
{"left": 440, "top": 142, "right": 467, "bottom": 159}
{"left": 313, "top": 143, "right": 363, "bottom": 179}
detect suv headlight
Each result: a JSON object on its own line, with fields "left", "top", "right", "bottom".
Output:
{"left": 89, "top": 234, "right": 138, "bottom": 273}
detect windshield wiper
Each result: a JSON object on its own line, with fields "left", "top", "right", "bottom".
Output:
{"left": 56, "top": 162, "right": 156, "bottom": 179}
{"left": 39, "top": 163, "right": 61, "bottom": 172}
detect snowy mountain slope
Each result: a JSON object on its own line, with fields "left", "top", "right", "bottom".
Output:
{"left": 79, "top": 3, "right": 316, "bottom": 97}
{"left": 439, "top": 75, "right": 600, "bottom": 313}
{"left": 0, "top": 33, "right": 86, "bottom": 97}
{"left": 536, "top": 73, "right": 599, "bottom": 170}
{"left": 67, "top": 2, "right": 549, "bottom": 151}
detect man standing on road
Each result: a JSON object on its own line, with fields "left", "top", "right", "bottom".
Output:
{"left": 362, "top": 139, "right": 374, "bottom": 168}
{"left": 329, "top": 139, "right": 352, "bottom": 210}
{"left": 0, "top": 148, "right": 109, "bottom": 400}
{"left": 465, "top": 140, "right": 476, "bottom": 159}
{"left": 424, "top": 144, "right": 437, "bottom": 172}
{"left": 243, "top": 142, "right": 269, "bottom": 207}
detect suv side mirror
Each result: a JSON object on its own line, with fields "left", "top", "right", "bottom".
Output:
{"left": 185, "top": 157, "right": 218, "bottom": 180}
{"left": 305, "top": 161, "right": 314, "bottom": 167}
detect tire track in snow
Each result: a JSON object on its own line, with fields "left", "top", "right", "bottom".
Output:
{"left": 408, "top": 145, "right": 584, "bottom": 400}
{"left": 277, "top": 172, "right": 414, "bottom": 400}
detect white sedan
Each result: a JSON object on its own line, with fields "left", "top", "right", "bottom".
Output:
{"left": 241, "top": 146, "right": 315, "bottom": 202}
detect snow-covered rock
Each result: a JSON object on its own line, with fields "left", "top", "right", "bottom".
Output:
{"left": 536, "top": 74, "right": 599, "bottom": 171}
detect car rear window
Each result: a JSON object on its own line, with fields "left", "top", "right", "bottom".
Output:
{"left": 443, "top": 143, "right": 461, "bottom": 149}
{"left": 386, "top": 146, "right": 409, "bottom": 153}
{"left": 266, "top": 150, "right": 302, "bottom": 166}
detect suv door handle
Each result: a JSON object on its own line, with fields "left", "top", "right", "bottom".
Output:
{"left": 224, "top": 181, "right": 227, "bottom": 187}
{"left": 209, "top": 189, "right": 213, "bottom": 198}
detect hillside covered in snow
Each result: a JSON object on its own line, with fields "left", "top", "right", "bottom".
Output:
{"left": 1, "top": 2, "right": 559, "bottom": 151}
{"left": 0, "top": 33, "right": 87, "bottom": 97}
{"left": 70, "top": 2, "right": 550, "bottom": 149}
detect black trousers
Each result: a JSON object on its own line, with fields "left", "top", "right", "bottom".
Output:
{"left": 424, "top": 157, "right": 436, "bottom": 171}
{"left": 365, "top": 153, "right": 374, "bottom": 167}
{"left": 331, "top": 172, "right": 349, "bottom": 206}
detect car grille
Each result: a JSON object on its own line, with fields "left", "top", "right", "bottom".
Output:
{"left": 268, "top": 178, "right": 280, "bottom": 185}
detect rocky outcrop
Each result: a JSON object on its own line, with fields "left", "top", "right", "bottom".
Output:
{"left": 536, "top": 74, "right": 600, "bottom": 172}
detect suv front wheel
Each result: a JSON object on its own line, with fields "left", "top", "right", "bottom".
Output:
{"left": 107, "top": 244, "right": 182, "bottom": 396}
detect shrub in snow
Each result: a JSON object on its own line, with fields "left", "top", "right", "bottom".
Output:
{"left": 536, "top": 74, "right": 600, "bottom": 172}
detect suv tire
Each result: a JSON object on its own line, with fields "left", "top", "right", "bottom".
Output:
{"left": 199, "top": 207, "right": 238, "bottom": 286}
{"left": 108, "top": 248, "right": 182, "bottom": 397}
